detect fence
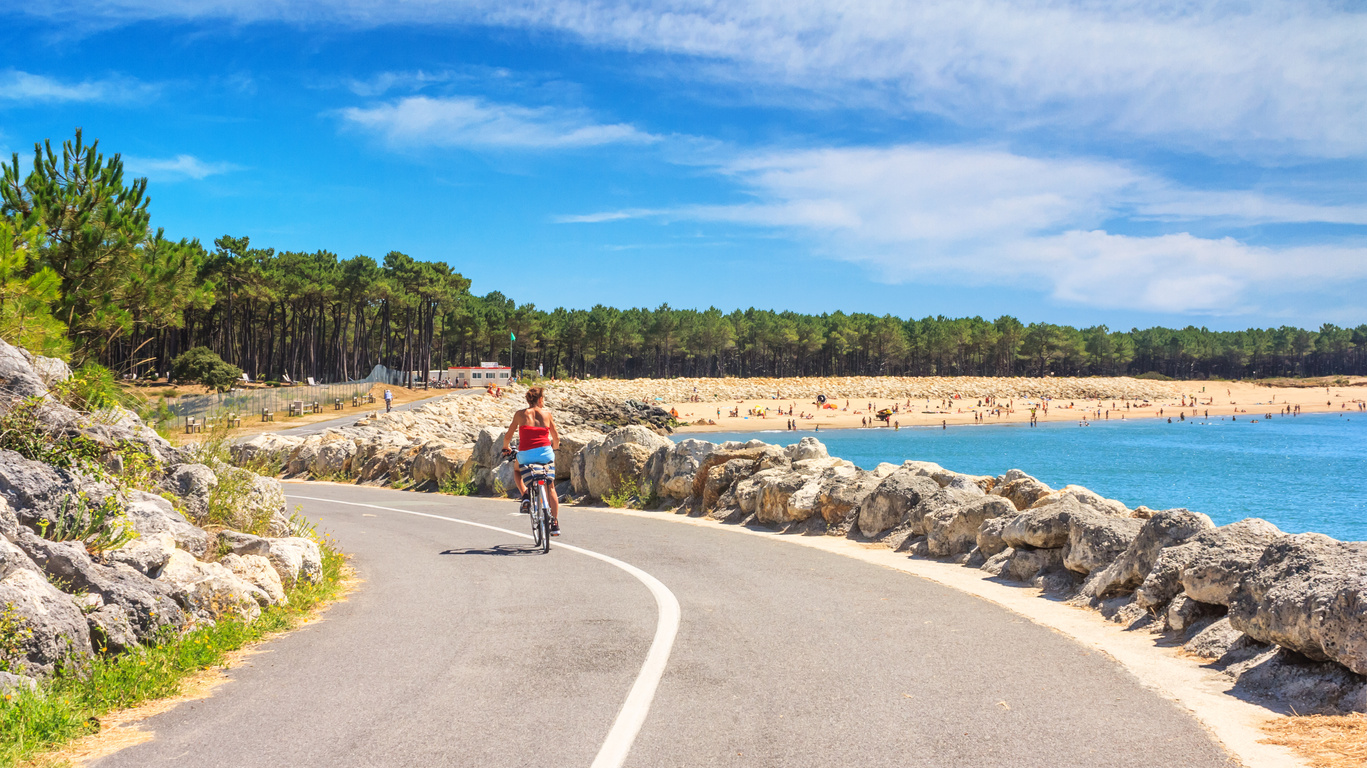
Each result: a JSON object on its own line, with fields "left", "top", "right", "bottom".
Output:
{"left": 164, "top": 365, "right": 407, "bottom": 433}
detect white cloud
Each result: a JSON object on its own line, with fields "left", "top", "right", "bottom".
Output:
{"left": 0, "top": 69, "right": 156, "bottom": 103}
{"left": 28, "top": 1, "right": 1367, "bottom": 157}
{"left": 339, "top": 95, "right": 656, "bottom": 149}
{"left": 562, "top": 144, "right": 1367, "bottom": 314}
{"left": 124, "top": 154, "right": 241, "bottom": 180}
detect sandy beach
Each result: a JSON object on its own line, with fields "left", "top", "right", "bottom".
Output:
{"left": 648, "top": 378, "right": 1367, "bottom": 432}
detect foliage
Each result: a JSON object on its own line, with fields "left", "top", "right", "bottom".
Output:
{"left": 0, "top": 398, "right": 105, "bottom": 476}
{"left": 0, "top": 396, "right": 156, "bottom": 554}
{"left": 1132, "top": 371, "right": 1174, "bottom": 381}
{"left": 438, "top": 468, "right": 477, "bottom": 496}
{"left": 0, "top": 220, "right": 67, "bottom": 358}
{"left": 603, "top": 477, "right": 653, "bottom": 509}
{"left": 0, "top": 604, "right": 31, "bottom": 675}
{"left": 36, "top": 493, "right": 139, "bottom": 556}
{"left": 0, "top": 539, "right": 347, "bottom": 767}
{"left": 57, "top": 362, "right": 123, "bottom": 410}
{"left": 1, "top": 129, "right": 211, "bottom": 365}
{"left": 170, "top": 346, "right": 242, "bottom": 392}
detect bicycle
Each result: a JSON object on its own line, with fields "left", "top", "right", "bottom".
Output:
{"left": 506, "top": 449, "right": 553, "bottom": 553}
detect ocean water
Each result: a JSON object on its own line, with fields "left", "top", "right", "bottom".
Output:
{"left": 675, "top": 412, "right": 1367, "bottom": 541}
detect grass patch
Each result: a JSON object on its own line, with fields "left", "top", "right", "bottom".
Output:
{"left": 1262, "top": 714, "right": 1367, "bottom": 767}
{"left": 602, "top": 477, "right": 655, "bottom": 510}
{"left": 438, "top": 468, "right": 477, "bottom": 496}
{"left": 1131, "top": 371, "right": 1174, "bottom": 381}
{"left": 0, "top": 541, "right": 348, "bottom": 767}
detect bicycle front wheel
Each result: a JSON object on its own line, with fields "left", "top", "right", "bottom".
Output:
{"left": 530, "top": 496, "right": 544, "bottom": 549}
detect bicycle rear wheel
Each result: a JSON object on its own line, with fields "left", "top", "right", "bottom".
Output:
{"left": 536, "top": 482, "right": 551, "bottom": 553}
{"left": 529, "top": 490, "right": 544, "bottom": 549}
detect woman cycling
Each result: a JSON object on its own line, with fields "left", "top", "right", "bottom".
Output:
{"left": 502, "top": 386, "right": 561, "bottom": 535}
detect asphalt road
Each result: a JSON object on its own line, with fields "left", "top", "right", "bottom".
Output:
{"left": 93, "top": 484, "right": 1238, "bottom": 768}
{"left": 281, "top": 388, "right": 479, "bottom": 436}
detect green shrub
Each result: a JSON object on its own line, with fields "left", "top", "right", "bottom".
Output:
{"left": 36, "top": 494, "right": 139, "bottom": 556}
{"left": 1132, "top": 371, "right": 1173, "bottom": 381}
{"left": 603, "top": 477, "right": 654, "bottom": 509}
{"left": 438, "top": 469, "right": 477, "bottom": 496}
{"left": 170, "top": 347, "right": 242, "bottom": 392}
{"left": 0, "top": 604, "right": 31, "bottom": 675}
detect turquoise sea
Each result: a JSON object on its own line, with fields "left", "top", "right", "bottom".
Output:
{"left": 676, "top": 413, "right": 1367, "bottom": 541}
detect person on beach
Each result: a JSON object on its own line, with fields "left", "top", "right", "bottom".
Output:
{"left": 503, "top": 386, "right": 561, "bottom": 535}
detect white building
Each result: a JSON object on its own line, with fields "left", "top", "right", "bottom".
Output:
{"left": 435, "top": 362, "right": 512, "bottom": 386}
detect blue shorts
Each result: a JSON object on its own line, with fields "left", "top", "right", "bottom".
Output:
{"left": 517, "top": 446, "right": 555, "bottom": 465}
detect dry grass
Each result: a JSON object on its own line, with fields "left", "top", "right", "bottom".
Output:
{"left": 1261, "top": 714, "right": 1367, "bottom": 767}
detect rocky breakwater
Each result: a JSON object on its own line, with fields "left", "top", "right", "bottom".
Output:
{"left": 551, "top": 374, "right": 1184, "bottom": 403}
{"left": 232, "top": 382, "right": 668, "bottom": 494}
{"left": 0, "top": 339, "right": 321, "bottom": 691}
{"left": 563, "top": 426, "right": 1367, "bottom": 716}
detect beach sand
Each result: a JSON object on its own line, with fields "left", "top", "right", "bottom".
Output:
{"left": 662, "top": 379, "right": 1367, "bottom": 433}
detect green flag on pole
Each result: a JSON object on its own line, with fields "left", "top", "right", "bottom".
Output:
{"left": 510, "top": 331, "right": 516, "bottom": 341}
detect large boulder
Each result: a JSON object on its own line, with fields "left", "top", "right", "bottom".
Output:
{"left": 0, "top": 533, "right": 39, "bottom": 577}
{"left": 903, "top": 461, "right": 992, "bottom": 494}
{"left": 409, "top": 440, "right": 470, "bottom": 485}
{"left": 815, "top": 468, "right": 882, "bottom": 526}
{"left": 653, "top": 439, "right": 717, "bottom": 500}
{"left": 87, "top": 603, "right": 139, "bottom": 654}
{"left": 991, "top": 470, "right": 1054, "bottom": 511}
{"left": 754, "top": 469, "right": 820, "bottom": 526}
{"left": 158, "top": 550, "right": 266, "bottom": 623}
{"left": 702, "top": 458, "right": 761, "bottom": 513}
{"left": 220, "top": 553, "right": 287, "bottom": 606}
{"left": 472, "top": 426, "right": 508, "bottom": 468}
{"left": 107, "top": 532, "right": 176, "bottom": 578}
{"left": 1134, "top": 518, "right": 1284, "bottom": 609}
{"left": 1181, "top": 519, "right": 1286, "bottom": 605}
{"left": 230, "top": 432, "right": 303, "bottom": 471}
{"left": 555, "top": 430, "right": 601, "bottom": 482}
{"left": 221, "top": 532, "right": 323, "bottom": 585}
{"left": 0, "top": 567, "right": 91, "bottom": 675}
{"left": 18, "top": 348, "right": 70, "bottom": 389}
{"left": 1083, "top": 508, "right": 1214, "bottom": 599}
{"left": 1228, "top": 534, "right": 1367, "bottom": 675}
{"left": 124, "top": 491, "right": 212, "bottom": 558}
{"left": 577, "top": 426, "right": 672, "bottom": 500}
{"left": 16, "top": 532, "right": 185, "bottom": 641}
{"left": 1030, "top": 484, "right": 1129, "bottom": 517}
{"left": 689, "top": 446, "right": 769, "bottom": 508}
{"left": 1063, "top": 513, "right": 1144, "bottom": 575}
{"left": 977, "top": 516, "right": 1010, "bottom": 557}
{"left": 1001, "top": 498, "right": 1090, "bottom": 550}
{"left": 925, "top": 496, "right": 1016, "bottom": 557}
{"left": 1002, "top": 546, "right": 1066, "bottom": 583}
{"left": 853, "top": 471, "right": 943, "bottom": 539}
{"left": 0, "top": 450, "right": 73, "bottom": 527}
{"left": 785, "top": 437, "right": 828, "bottom": 462}
{"left": 0, "top": 338, "right": 53, "bottom": 399}
{"left": 161, "top": 463, "right": 218, "bottom": 519}
{"left": 310, "top": 437, "right": 357, "bottom": 477}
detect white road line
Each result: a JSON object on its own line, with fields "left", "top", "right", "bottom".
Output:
{"left": 285, "top": 493, "right": 680, "bottom": 768}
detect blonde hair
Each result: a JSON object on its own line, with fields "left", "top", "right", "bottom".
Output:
{"left": 526, "top": 386, "right": 546, "bottom": 406}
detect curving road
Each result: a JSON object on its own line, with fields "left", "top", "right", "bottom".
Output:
{"left": 93, "top": 484, "right": 1238, "bottom": 768}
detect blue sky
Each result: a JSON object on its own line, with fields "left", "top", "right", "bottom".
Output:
{"left": 3, "top": 1, "right": 1365, "bottom": 330}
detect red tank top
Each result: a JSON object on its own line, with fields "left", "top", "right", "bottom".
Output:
{"left": 518, "top": 425, "right": 551, "bottom": 450}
